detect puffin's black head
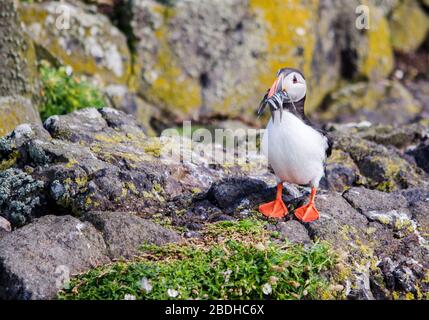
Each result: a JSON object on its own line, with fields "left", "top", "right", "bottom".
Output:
{"left": 269, "top": 68, "right": 306, "bottom": 102}
{"left": 257, "top": 67, "right": 307, "bottom": 117}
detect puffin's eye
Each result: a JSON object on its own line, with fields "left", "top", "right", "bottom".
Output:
{"left": 293, "top": 75, "right": 298, "bottom": 84}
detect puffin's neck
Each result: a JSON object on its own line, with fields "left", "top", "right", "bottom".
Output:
{"left": 275, "top": 97, "right": 307, "bottom": 122}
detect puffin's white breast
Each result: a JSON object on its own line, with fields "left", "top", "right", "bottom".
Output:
{"left": 262, "top": 110, "right": 328, "bottom": 187}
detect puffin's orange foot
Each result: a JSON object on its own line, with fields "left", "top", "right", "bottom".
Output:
{"left": 259, "top": 199, "right": 288, "bottom": 219}
{"left": 294, "top": 203, "right": 319, "bottom": 222}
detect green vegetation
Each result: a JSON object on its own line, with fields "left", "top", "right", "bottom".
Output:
{"left": 59, "top": 219, "right": 336, "bottom": 300}
{"left": 39, "top": 61, "right": 106, "bottom": 121}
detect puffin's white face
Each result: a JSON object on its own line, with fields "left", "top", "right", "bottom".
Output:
{"left": 281, "top": 72, "right": 306, "bottom": 102}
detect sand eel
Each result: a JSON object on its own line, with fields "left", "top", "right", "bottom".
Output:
{"left": 257, "top": 68, "right": 332, "bottom": 222}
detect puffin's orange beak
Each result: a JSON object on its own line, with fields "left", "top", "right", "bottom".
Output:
{"left": 267, "top": 74, "right": 285, "bottom": 98}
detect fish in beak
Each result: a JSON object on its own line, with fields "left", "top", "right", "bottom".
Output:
{"left": 257, "top": 72, "right": 290, "bottom": 120}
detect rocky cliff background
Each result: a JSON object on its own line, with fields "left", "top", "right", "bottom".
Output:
{"left": 0, "top": 0, "right": 428, "bottom": 300}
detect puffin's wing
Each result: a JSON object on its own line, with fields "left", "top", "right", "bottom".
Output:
{"left": 319, "top": 130, "right": 333, "bottom": 159}
{"left": 325, "top": 133, "right": 333, "bottom": 159}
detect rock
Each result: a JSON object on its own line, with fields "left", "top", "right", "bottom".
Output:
{"left": 321, "top": 149, "right": 360, "bottom": 192}
{"left": 318, "top": 80, "right": 422, "bottom": 125}
{"left": 406, "top": 80, "right": 429, "bottom": 119}
{"left": 84, "top": 211, "right": 181, "bottom": 259}
{"left": 343, "top": 187, "right": 409, "bottom": 214}
{"left": 356, "top": 2, "right": 394, "bottom": 81}
{"left": 0, "top": 0, "right": 41, "bottom": 136}
{"left": 206, "top": 177, "right": 268, "bottom": 210}
{"left": 0, "top": 169, "right": 45, "bottom": 228}
{"left": 276, "top": 220, "right": 311, "bottom": 244}
{"left": 358, "top": 123, "right": 428, "bottom": 149}
{"left": 408, "top": 140, "right": 429, "bottom": 174}
{"left": 0, "top": 216, "right": 11, "bottom": 233}
{"left": 102, "top": 85, "right": 159, "bottom": 136}
{"left": 19, "top": 1, "right": 132, "bottom": 87}
{"left": 0, "top": 108, "right": 271, "bottom": 226}
{"left": 0, "top": 96, "right": 41, "bottom": 137}
{"left": 343, "top": 187, "right": 416, "bottom": 235}
{"left": 0, "top": 215, "right": 110, "bottom": 300}
{"left": 305, "top": 191, "right": 368, "bottom": 247}
{"left": 130, "top": 0, "right": 393, "bottom": 119}
{"left": 389, "top": 1, "right": 429, "bottom": 53}
{"left": 331, "top": 126, "right": 425, "bottom": 192}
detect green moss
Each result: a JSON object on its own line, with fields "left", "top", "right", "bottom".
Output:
{"left": 59, "top": 219, "right": 335, "bottom": 300}
{"left": 39, "top": 61, "right": 107, "bottom": 121}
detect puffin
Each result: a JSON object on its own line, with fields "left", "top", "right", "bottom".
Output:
{"left": 257, "top": 67, "right": 332, "bottom": 222}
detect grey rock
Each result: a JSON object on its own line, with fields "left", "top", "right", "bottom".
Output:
{"left": 318, "top": 80, "right": 421, "bottom": 125}
{"left": 0, "top": 216, "right": 11, "bottom": 232}
{"left": 409, "top": 140, "right": 429, "bottom": 174}
{"left": 0, "top": 215, "right": 110, "bottom": 300}
{"left": 306, "top": 191, "right": 368, "bottom": 246}
{"left": 84, "top": 211, "right": 181, "bottom": 259}
{"left": 343, "top": 187, "right": 409, "bottom": 214}
{"left": 44, "top": 108, "right": 108, "bottom": 143}
{"left": 206, "top": 177, "right": 268, "bottom": 210}
{"left": 276, "top": 221, "right": 311, "bottom": 244}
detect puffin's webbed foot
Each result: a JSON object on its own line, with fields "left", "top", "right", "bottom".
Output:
{"left": 259, "top": 183, "right": 288, "bottom": 219}
{"left": 294, "top": 187, "right": 320, "bottom": 223}
{"left": 259, "top": 199, "right": 288, "bottom": 218}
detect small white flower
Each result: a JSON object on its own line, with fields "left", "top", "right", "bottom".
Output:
{"left": 167, "top": 288, "right": 179, "bottom": 298}
{"left": 140, "top": 277, "right": 153, "bottom": 294}
{"left": 222, "top": 269, "right": 232, "bottom": 283}
{"left": 262, "top": 283, "right": 272, "bottom": 295}
{"left": 65, "top": 65, "right": 73, "bottom": 76}
{"left": 123, "top": 294, "right": 136, "bottom": 300}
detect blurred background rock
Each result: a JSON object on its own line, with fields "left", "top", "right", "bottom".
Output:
{"left": 0, "top": 0, "right": 427, "bottom": 136}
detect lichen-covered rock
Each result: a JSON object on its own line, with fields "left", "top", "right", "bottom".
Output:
{"left": 306, "top": 191, "right": 368, "bottom": 245}
{"left": 0, "top": 0, "right": 41, "bottom": 136}
{"left": 18, "top": 1, "right": 132, "bottom": 87}
{"left": 0, "top": 169, "right": 45, "bottom": 228}
{"left": 343, "top": 187, "right": 417, "bottom": 238}
{"left": 102, "top": 84, "right": 159, "bottom": 136}
{"left": 0, "top": 108, "right": 271, "bottom": 224}
{"left": 324, "top": 123, "right": 427, "bottom": 192}
{"left": 320, "top": 149, "right": 360, "bottom": 192}
{"left": 356, "top": 2, "right": 394, "bottom": 80}
{"left": 389, "top": 0, "right": 429, "bottom": 53}
{"left": 409, "top": 140, "right": 429, "bottom": 174}
{"left": 0, "top": 96, "right": 41, "bottom": 137}
{"left": 318, "top": 80, "right": 422, "bottom": 125}
{"left": 130, "top": 0, "right": 394, "bottom": 119}
{"left": 406, "top": 80, "right": 429, "bottom": 119}
{"left": 84, "top": 211, "right": 181, "bottom": 259}
{"left": 0, "top": 215, "right": 110, "bottom": 300}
